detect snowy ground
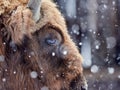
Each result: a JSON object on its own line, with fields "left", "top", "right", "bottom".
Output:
{"left": 84, "top": 66, "right": 120, "bottom": 90}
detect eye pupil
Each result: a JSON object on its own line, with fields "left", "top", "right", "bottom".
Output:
{"left": 45, "top": 38, "right": 57, "bottom": 45}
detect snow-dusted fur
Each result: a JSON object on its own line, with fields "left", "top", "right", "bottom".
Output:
{"left": 0, "top": 0, "right": 87, "bottom": 90}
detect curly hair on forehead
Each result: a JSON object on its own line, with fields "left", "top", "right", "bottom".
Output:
{"left": 0, "top": 0, "right": 27, "bottom": 15}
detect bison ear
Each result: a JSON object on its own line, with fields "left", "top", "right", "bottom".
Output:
{"left": 27, "top": 0, "right": 41, "bottom": 22}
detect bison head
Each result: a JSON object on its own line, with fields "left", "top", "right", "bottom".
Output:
{"left": 0, "top": 0, "right": 87, "bottom": 90}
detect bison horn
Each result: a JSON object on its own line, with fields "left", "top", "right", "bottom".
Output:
{"left": 27, "top": 0, "right": 41, "bottom": 22}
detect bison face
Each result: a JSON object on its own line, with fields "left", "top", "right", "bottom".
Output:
{"left": 21, "top": 24, "right": 86, "bottom": 90}
{"left": 0, "top": 0, "right": 87, "bottom": 90}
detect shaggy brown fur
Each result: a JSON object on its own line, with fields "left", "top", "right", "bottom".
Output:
{"left": 0, "top": 0, "right": 87, "bottom": 90}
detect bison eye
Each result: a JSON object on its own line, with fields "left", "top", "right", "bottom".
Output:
{"left": 45, "top": 38, "right": 58, "bottom": 45}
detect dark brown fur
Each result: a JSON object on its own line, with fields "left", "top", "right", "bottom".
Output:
{"left": 0, "top": 0, "right": 87, "bottom": 90}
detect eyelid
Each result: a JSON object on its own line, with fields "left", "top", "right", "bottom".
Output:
{"left": 45, "top": 38, "right": 58, "bottom": 45}
{"left": 37, "top": 25, "right": 64, "bottom": 45}
{"left": 52, "top": 29, "right": 64, "bottom": 44}
{"left": 44, "top": 25, "right": 64, "bottom": 44}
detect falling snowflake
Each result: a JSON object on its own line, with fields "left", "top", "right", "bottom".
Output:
{"left": 13, "top": 71, "right": 16, "bottom": 74}
{"left": 79, "top": 42, "right": 83, "bottom": 46}
{"left": 98, "top": 4, "right": 108, "bottom": 12}
{"left": 95, "top": 45, "right": 99, "bottom": 50}
{"left": 91, "top": 65, "right": 99, "bottom": 73}
{"left": 3, "top": 42, "right": 6, "bottom": 45}
{"left": 30, "top": 51, "right": 35, "bottom": 56}
{"left": 118, "top": 75, "right": 120, "bottom": 79}
{"left": 108, "top": 67, "right": 115, "bottom": 74}
{"left": 28, "top": 55, "right": 31, "bottom": 58}
{"left": 40, "top": 70, "right": 43, "bottom": 74}
{"left": 106, "top": 37, "right": 116, "bottom": 49}
{"left": 2, "top": 78, "right": 6, "bottom": 82}
{"left": 52, "top": 52, "right": 55, "bottom": 56}
{"left": 5, "top": 69, "right": 8, "bottom": 72}
{"left": 62, "top": 50, "right": 68, "bottom": 55}
{"left": 56, "top": 74, "right": 59, "bottom": 78}
{"left": 72, "top": 24, "right": 80, "bottom": 35}
{"left": 41, "top": 86, "right": 49, "bottom": 90}
{"left": 30, "top": 71, "right": 38, "bottom": 79}
{"left": 112, "top": 1, "right": 116, "bottom": 5}
{"left": 0, "top": 55, "right": 5, "bottom": 62}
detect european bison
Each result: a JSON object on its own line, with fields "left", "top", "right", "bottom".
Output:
{"left": 0, "top": 0, "right": 87, "bottom": 90}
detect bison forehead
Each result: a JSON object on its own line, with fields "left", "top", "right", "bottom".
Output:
{"left": 4, "top": 6, "right": 36, "bottom": 44}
